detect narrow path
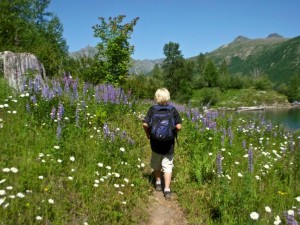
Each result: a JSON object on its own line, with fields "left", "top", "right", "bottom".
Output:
{"left": 144, "top": 188, "right": 188, "bottom": 225}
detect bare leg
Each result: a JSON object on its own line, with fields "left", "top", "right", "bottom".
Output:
{"left": 154, "top": 169, "right": 162, "bottom": 183}
{"left": 164, "top": 172, "right": 172, "bottom": 190}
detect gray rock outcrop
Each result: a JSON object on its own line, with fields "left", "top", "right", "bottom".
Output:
{"left": 0, "top": 51, "right": 45, "bottom": 91}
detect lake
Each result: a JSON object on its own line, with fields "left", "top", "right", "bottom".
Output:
{"left": 238, "top": 107, "right": 300, "bottom": 130}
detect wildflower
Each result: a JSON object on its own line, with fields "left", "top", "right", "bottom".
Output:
{"left": 100, "top": 178, "right": 104, "bottom": 182}
{"left": 235, "top": 161, "right": 240, "bottom": 165}
{"left": 6, "top": 186, "right": 13, "bottom": 190}
{"left": 10, "top": 167, "right": 18, "bottom": 173}
{"left": 16, "top": 192, "right": 25, "bottom": 198}
{"left": 3, "top": 203, "right": 9, "bottom": 208}
{"left": 295, "top": 196, "right": 300, "bottom": 202}
{"left": 8, "top": 195, "right": 15, "bottom": 198}
{"left": 48, "top": 199, "right": 54, "bottom": 204}
{"left": 274, "top": 215, "right": 281, "bottom": 225}
{"left": 57, "top": 159, "right": 62, "bottom": 163}
{"left": 68, "top": 176, "right": 73, "bottom": 180}
{"left": 0, "top": 190, "right": 6, "bottom": 196}
{"left": 264, "top": 164, "right": 270, "bottom": 169}
{"left": 38, "top": 176, "right": 44, "bottom": 180}
{"left": 238, "top": 173, "right": 243, "bottom": 177}
{"left": 114, "top": 184, "right": 120, "bottom": 188}
{"left": 124, "top": 178, "right": 129, "bottom": 183}
{"left": 250, "top": 212, "right": 259, "bottom": 220}
{"left": 106, "top": 166, "right": 111, "bottom": 170}
{"left": 0, "top": 197, "right": 5, "bottom": 205}
{"left": 36, "top": 216, "right": 43, "bottom": 221}
{"left": 255, "top": 175, "right": 261, "bottom": 180}
{"left": 98, "top": 163, "right": 103, "bottom": 167}
{"left": 83, "top": 222, "right": 88, "bottom": 225}
{"left": 114, "top": 173, "right": 120, "bottom": 178}
{"left": 0, "top": 179, "right": 6, "bottom": 184}
{"left": 118, "top": 191, "right": 124, "bottom": 195}
{"left": 120, "top": 147, "right": 125, "bottom": 152}
{"left": 265, "top": 206, "right": 272, "bottom": 213}
{"left": 54, "top": 146, "right": 60, "bottom": 149}
{"left": 226, "top": 175, "right": 232, "bottom": 180}
{"left": 208, "top": 152, "right": 213, "bottom": 156}
{"left": 287, "top": 210, "right": 294, "bottom": 216}
{"left": 2, "top": 168, "right": 10, "bottom": 172}
{"left": 70, "top": 156, "right": 75, "bottom": 161}
{"left": 141, "top": 163, "right": 145, "bottom": 167}
{"left": 122, "top": 201, "right": 127, "bottom": 205}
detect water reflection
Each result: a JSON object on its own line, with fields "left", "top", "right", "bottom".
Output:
{"left": 237, "top": 108, "right": 300, "bottom": 130}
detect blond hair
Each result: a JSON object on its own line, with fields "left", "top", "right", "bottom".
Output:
{"left": 154, "top": 88, "right": 170, "bottom": 105}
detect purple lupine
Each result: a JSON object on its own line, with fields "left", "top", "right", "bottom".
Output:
{"left": 284, "top": 211, "right": 298, "bottom": 225}
{"left": 72, "top": 79, "right": 78, "bottom": 100}
{"left": 57, "top": 103, "right": 64, "bottom": 121}
{"left": 103, "top": 123, "right": 110, "bottom": 138}
{"left": 28, "top": 78, "right": 33, "bottom": 93}
{"left": 75, "top": 108, "right": 80, "bottom": 127}
{"left": 248, "top": 147, "right": 253, "bottom": 173}
{"left": 242, "top": 140, "right": 246, "bottom": 149}
{"left": 83, "top": 82, "right": 89, "bottom": 96}
{"left": 50, "top": 106, "right": 56, "bottom": 120}
{"left": 81, "top": 100, "right": 86, "bottom": 110}
{"left": 42, "top": 84, "right": 49, "bottom": 100}
{"left": 110, "top": 132, "right": 115, "bottom": 142}
{"left": 26, "top": 103, "right": 30, "bottom": 112}
{"left": 57, "top": 123, "right": 62, "bottom": 140}
{"left": 30, "top": 95, "right": 37, "bottom": 107}
{"left": 94, "top": 85, "right": 101, "bottom": 103}
{"left": 216, "top": 153, "right": 223, "bottom": 175}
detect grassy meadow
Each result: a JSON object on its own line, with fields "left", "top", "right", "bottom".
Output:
{"left": 0, "top": 75, "right": 299, "bottom": 225}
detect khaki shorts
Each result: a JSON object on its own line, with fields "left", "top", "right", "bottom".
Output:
{"left": 151, "top": 151, "right": 174, "bottom": 173}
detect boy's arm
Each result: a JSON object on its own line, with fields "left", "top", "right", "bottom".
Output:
{"left": 143, "top": 123, "right": 150, "bottom": 139}
{"left": 175, "top": 124, "right": 182, "bottom": 132}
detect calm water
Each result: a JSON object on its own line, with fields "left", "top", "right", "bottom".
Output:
{"left": 238, "top": 108, "right": 300, "bottom": 130}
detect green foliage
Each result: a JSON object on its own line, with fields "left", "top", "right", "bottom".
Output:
{"left": 123, "top": 74, "right": 162, "bottom": 100}
{"left": 0, "top": 0, "right": 68, "bottom": 76}
{"left": 206, "top": 36, "right": 300, "bottom": 85}
{"left": 92, "top": 15, "right": 139, "bottom": 86}
{"left": 203, "top": 61, "right": 219, "bottom": 88}
{"left": 161, "top": 42, "right": 192, "bottom": 102}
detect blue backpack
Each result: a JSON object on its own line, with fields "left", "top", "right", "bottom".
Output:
{"left": 149, "top": 105, "right": 176, "bottom": 142}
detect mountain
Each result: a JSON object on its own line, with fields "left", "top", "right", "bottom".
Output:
{"left": 204, "top": 34, "right": 300, "bottom": 84}
{"left": 70, "top": 33, "right": 300, "bottom": 83}
{"left": 70, "top": 46, "right": 163, "bottom": 74}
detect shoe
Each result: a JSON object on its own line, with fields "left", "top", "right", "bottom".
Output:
{"left": 155, "top": 184, "right": 162, "bottom": 191}
{"left": 164, "top": 191, "right": 171, "bottom": 200}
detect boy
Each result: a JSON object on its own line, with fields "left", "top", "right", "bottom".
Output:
{"left": 143, "top": 88, "right": 182, "bottom": 200}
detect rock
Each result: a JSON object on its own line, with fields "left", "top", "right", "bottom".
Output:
{"left": 0, "top": 51, "right": 45, "bottom": 91}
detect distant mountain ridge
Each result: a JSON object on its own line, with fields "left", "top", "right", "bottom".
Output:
{"left": 70, "top": 33, "right": 300, "bottom": 83}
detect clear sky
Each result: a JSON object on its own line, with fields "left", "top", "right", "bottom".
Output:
{"left": 48, "top": 0, "right": 300, "bottom": 60}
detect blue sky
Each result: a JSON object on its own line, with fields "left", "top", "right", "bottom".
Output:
{"left": 48, "top": 0, "right": 300, "bottom": 60}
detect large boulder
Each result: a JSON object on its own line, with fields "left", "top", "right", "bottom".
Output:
{"left": 0, "top": 51, "right": 45, "bottom": 91}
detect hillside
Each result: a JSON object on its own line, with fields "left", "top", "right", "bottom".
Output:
{"left": 70, "top": 34, "right": 300, "bottom": 83}
{"left": 205, "top": 34, "right": 300, "bottom": 84}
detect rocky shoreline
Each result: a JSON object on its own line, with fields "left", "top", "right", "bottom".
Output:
{"left": 217, "top": 102, "right": 300, "bottom": 112}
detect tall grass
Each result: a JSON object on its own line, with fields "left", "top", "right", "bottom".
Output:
{"left": 0, "top": 75, "right": 299, "bottom": 224}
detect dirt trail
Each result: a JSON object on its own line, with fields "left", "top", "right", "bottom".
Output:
{"left": 144, "top": 189, "right": 188, "bottom": 225}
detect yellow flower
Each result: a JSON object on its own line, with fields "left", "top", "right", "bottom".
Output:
{"left": 44, "top": 187, "right": 49, "bottom": 192}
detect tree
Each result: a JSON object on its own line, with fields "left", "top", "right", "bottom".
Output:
{"left": 203, "top": 61, "right": 219, "bottom": 87}
{"left": 162, "top": 42, "right": 192, "bottom": 102}
{"left": 0, "top": 0, "right": 68, "bottom": 76}
{"left": 92, "top": 15, "right": 139, "bottom": 86}
{"left": 162, "top": 42, "right": 184, "bottom": 97}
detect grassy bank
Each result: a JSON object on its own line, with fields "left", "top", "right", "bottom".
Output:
{"left": 192, "top": 88, "right": 289, "bottom": 108}
{"left": 0, "top": 76, "right": 299, "bottom": 224}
